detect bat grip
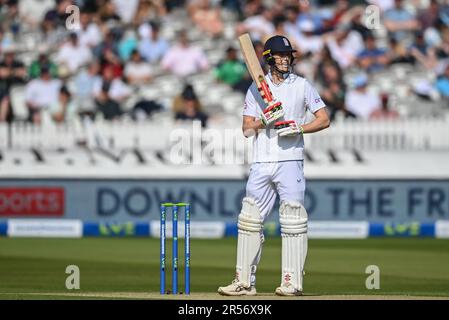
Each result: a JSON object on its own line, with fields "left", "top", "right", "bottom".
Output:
{"left": 264, "top": 101, "right": 282, "bottom": 114}
{"left": 260, "top": 80, "right": 273, "bottom": 102}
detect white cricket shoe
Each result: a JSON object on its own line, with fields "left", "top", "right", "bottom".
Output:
{"left": 218, "top": 279, "right": 257, "bottom": 296}
{"left": 275, "top": 283, "right": 303, "bottom": 296}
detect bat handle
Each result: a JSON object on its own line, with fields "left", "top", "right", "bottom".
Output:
{"left": 259, "top": 80, "right": 273, "bottom": 102}
{"left": 264, "top": 101, "right": 282, "bottom": 114}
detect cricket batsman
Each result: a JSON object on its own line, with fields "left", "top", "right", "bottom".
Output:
{"left": 218, "top": 35, "right": 330, "bottom": 296}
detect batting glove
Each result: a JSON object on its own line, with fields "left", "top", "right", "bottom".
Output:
{"left": 275, "top": 120, "right": 304, "bottom": 137}
{"left": 260, "top": 101, "right": 284, "bottom": 127}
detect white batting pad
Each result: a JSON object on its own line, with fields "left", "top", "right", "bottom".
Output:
{"left": 279, "top": 201, "right": 308, "bottom": 291}
{"left": 236, "top": 197, "right": 264, "bottom": 288}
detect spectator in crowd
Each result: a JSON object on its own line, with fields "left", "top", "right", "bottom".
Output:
{"left": 164, "top": 0, "right": 188, "bottom": 13}
{"left": 133, "top": 0, "right": 167, "bottom": 26}
{"left": 124, "top": 49, "right": 153, "bottom": 85}
{"left": 319, "top": 8, "right": 339, "bottom": 36}
{"left": 0, "top": 86, "right": 12, "bottom": 122}
{"left": 39, "top": 13, "right": 66, "bottom": 50}
{"left": 101, "top": 46, "right": 124, "bottom": 78}
{"left": 112, "top": 0, "right": 140, "bottom": 24}
{"left": 345, "top": 73, "right": 381, "bottom": 120}
{"left": 296, "top": 0, "right": 323, "bottom": 33}
{"left": 418, "top": 0, "right": 440, "bottom": 30}
{"left": 370, "top": 93, "right": 399, "bottom": 120}
{"left": 0, "top": 28, "right": 13, "bottom": 54}
{"left": 348, "top": 7, "right": 372, "bottom": 39}
{"left": 187, "top": 0, "right": 206, "bottom": 14}
{"left": 77, "top": 12, "right": 102, "bottom": 49}
{"left": 296, "top": 19, "right": 324, "bottom": 55}
{"left": 0, "top": 47, "right": 26, "bottom": 93}
{"left": 131, "top": 98, "right": 164, "bottom": 121}
{"left": 56, "top": 33, "right": 92, "bottom": 75}
{"left": 319, "top": 62, "right": 353, "bottom": 121}
{"left": 283, "top": 5, "right": 302, "bottom": 43}
{"left": 423, "top": 23, "right": 443, "bottom": 50}
{"left": 430, "top": 24, "right": 449, "bottom": 61}
{"left": 25, "top": 66, "right": 62, "bottom": 124}
{"left": 138, "top": 22, "right": 169, "bottom": 63}
{"left": 173, "top": 84, "right": 208, "bottom": 127}
{"left": 435, "top": 64, "right": 449, "bottom": 98}
{"left": 94, "top": 30, "right": 120, "bottom": 62}
{"left": 196, "top": 0, "right": 224, "bottom": 38}
{"left": 412, "top": 79, "right": 436, "bottom": 100}
{"left": 326, "top": 23, "right": 364, "bottom": 69}
{"left": 387, "top": 36, "right": 415, "bottom": 64}
{"left": 50, "top": 85, "right": 78, "bottom": 123}
{"left": 190, "top": 0, "right": 224, "bottom": 38}
{"left": 410, "top": 31, "right": 429, "bottom": 56}
{"left": 29, "top": 51, "right": 58, "bottom": 79}
{"left": 4, "top": 0, "right": 21, "bottom": 36}
{"left": 440, "top": 1, "right": 449, "bottom": 27}
{"left": 214, "top": 46, "right": 251, "bottom": 94}
{"left": 315, "top": 45, "right": 342, "bottom": 84}
{"left": 161, "top": 31, "right": 209, "bottom": 77}
{"left": 241, "top": 0, "right": 263, "bottom": 18}
{"left": 118, "top": 29, "right": 138, "bottom": 62}
{"left": 93, "top": 66, "right": 131, "bottom": 120}
{"left": 366, "top": 0, "right": 394, "bottom": 12}
{"left": 42, "top": 0, "right": 73, "bottom": 28}
{"left": 327, "top": 0, "right": 351, "bottom": 30}
{"left": 17, "top": 0, "right": 55, "bottom": 28}
{"left": 95, "top": 30, "right": 124, "bottom": 77}
{"left": 221, "top": 0, "right": 243, "bottom": 15}
{"left": 78, "top": 0, "right": 100, "bottom": 13}
{"left": 0, "top": 45, "right": 25, "bottom": 123}
{"left": 138, "top": 20, "right": 153, "bottom": 40}
{"left": 410, "top": 31, "right": 435, "bottom": 68}
{"left": 383, "top": 0, "right": 420, "bottom": 41}
{"left": 358, "top": 34, "right": 390, "bottom": 73}
{"left": 271, "top": 15, "right": 300, "bottom": 50}
{"left": 74, "top": 61, "right": 101, "bottom": 119}
{"left": 98, "top": 0, "right": 121, "bottom": 23}
{"left": 236, "top": 6, "right": 274, "bottom": 41}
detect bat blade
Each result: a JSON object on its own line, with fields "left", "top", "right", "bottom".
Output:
{"left": 238, "top": 33, "right": 274, "bottom": 104}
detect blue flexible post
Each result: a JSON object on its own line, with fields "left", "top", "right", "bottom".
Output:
{"left": 185, "top": 204, "right": 190, "bottom": 294}
{"left": 172, "top": 205, "right": 178, "bottom": 294}
{"left": 160, "top": 204, "right": 166, "bottom": 294}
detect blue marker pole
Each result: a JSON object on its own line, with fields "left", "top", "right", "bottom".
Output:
{"left": 160, "top": 204, "right": 166, "bottom": 294}
{"left": 185, "top": 204, "right": 190, "bottom": 295}
{"left": 172, "top": 205, "right": 178, "bottom": 294}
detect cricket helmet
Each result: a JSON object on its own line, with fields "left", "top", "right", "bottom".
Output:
{"left": 263, "top": 35, "right": 296, "bottom": 66}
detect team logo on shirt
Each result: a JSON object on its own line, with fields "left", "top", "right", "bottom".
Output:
{"left": 315, "top": 98, "right": 321, "bottom": 103}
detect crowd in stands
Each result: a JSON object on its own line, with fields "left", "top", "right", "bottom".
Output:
{"left": 0, "top": 0, "right": 448, "bottom": 127}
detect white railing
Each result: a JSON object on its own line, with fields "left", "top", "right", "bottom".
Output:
{"left": 1, "top": 116, "right": 449, "bottom": 152}
{"left": 305, "top": 117, "right": 449, "bottom": 151}
{"left": 4, "top": 119, "right": 85, "bottom": 150}
{"left": 0, "top": 123, "right": 8, "bottom": 149}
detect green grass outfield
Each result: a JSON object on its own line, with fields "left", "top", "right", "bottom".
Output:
{"left": 0, "top": 237, "right": 448, "bottom": 299}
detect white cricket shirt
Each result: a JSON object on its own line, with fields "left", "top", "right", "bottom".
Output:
{"left": 243, "top": 73, "right": 326, "bottom": 162}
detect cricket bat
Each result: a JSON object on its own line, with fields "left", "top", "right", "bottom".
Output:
{"left": 238, "top": 33, "right": 282, "bottom": 114}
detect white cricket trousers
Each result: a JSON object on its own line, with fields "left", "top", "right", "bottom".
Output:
{"left": 245, "top": 160, "right": 306, "bottom": 221}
